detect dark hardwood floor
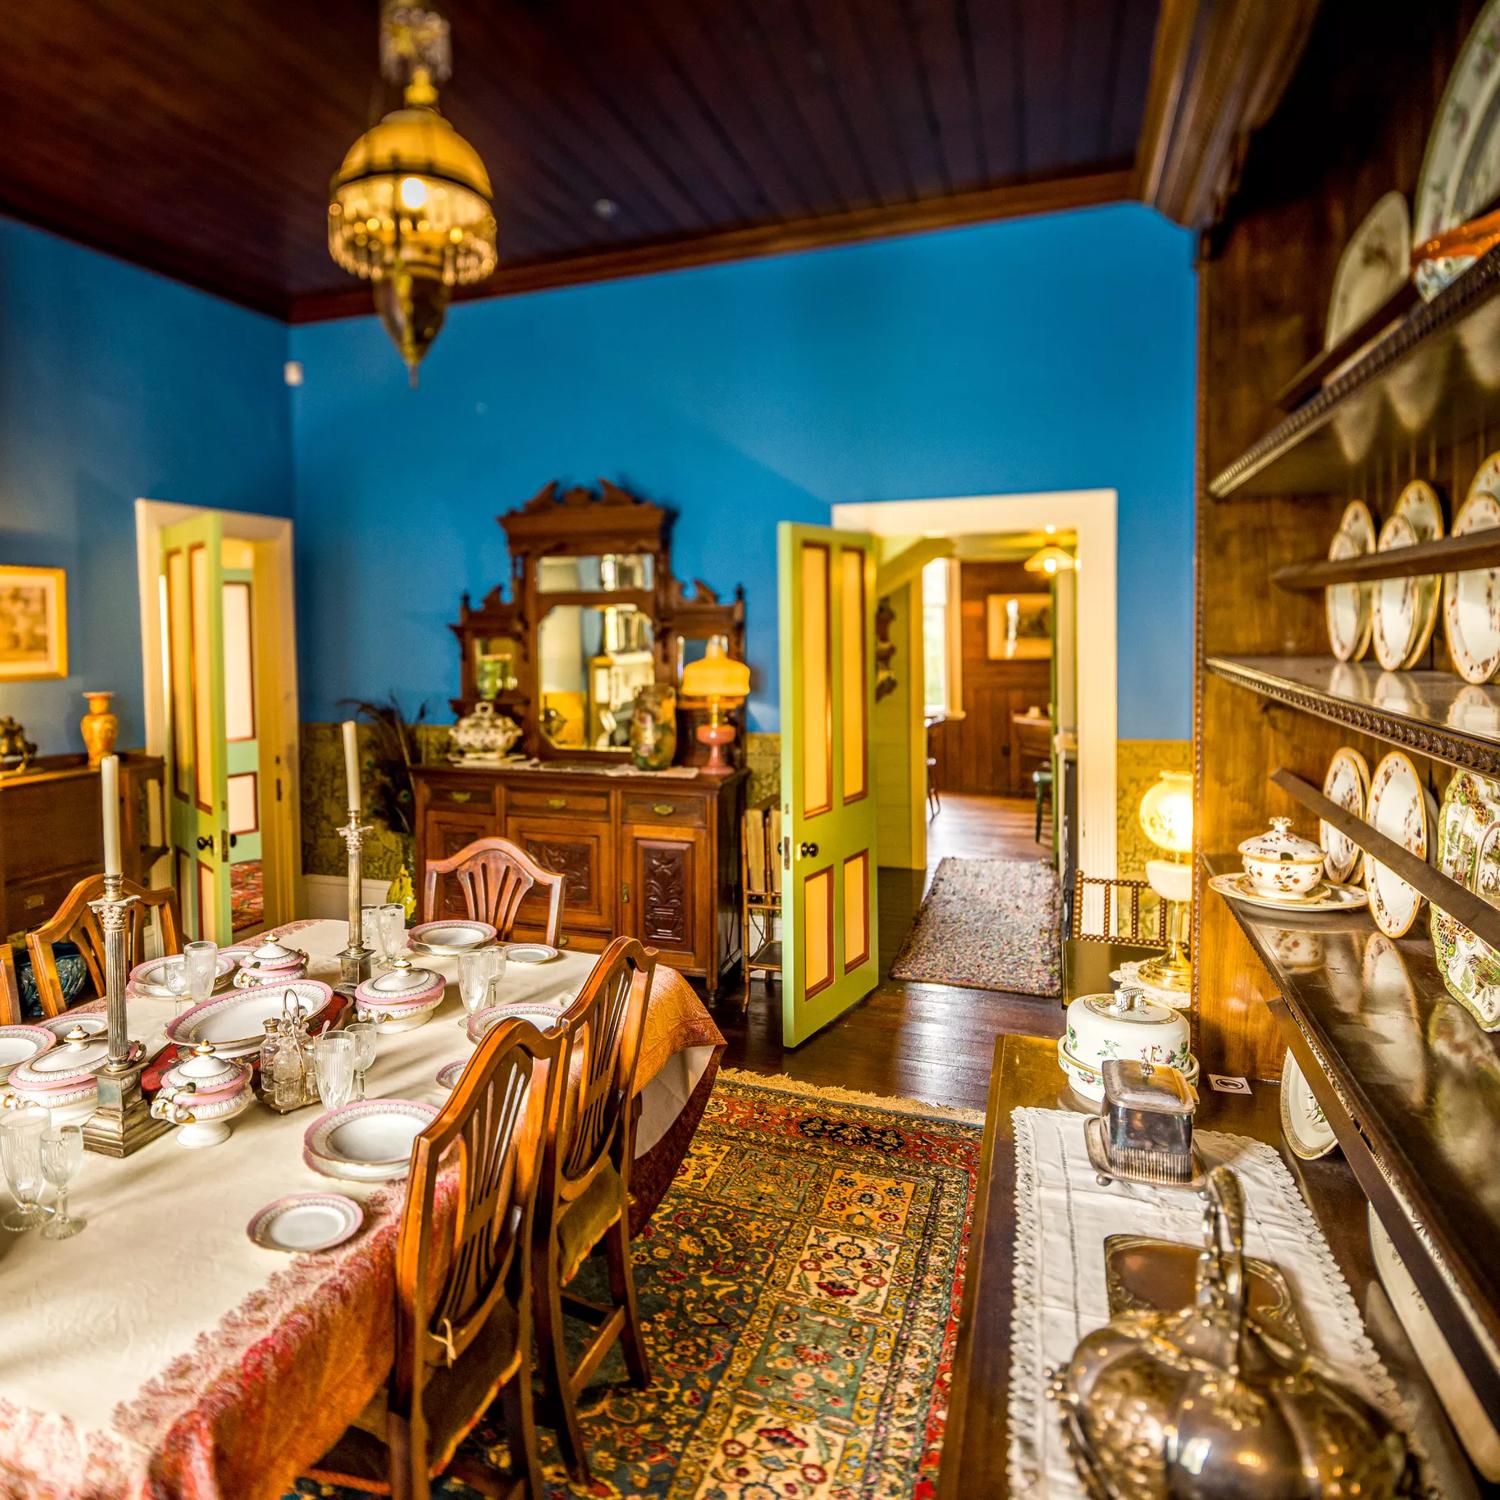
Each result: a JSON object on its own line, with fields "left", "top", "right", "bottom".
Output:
{"left": 718, "top": 794, "right": 1064, "bottom": 1111}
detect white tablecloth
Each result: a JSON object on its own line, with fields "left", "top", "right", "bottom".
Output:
{"left": 0, "top": 919, "right": 720, "bottom": 1499}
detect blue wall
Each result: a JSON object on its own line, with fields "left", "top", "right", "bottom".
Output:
{"left": 0, "top": 219, "right": 293, "bottom": 754}
{"left": 290, "top": 202, "right": 1196, "bottom": 738}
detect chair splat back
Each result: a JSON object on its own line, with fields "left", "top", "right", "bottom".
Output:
{"left": 25, "top": 875, "right": 182, "bottom": 1017}
{"left": 421, "top": 836, "right": 566, "bottom": 946}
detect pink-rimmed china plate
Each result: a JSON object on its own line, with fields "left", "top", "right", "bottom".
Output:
{"left": 465, "top": 1001, "right": 567, "bottom": 1046}
{"left": 504, "top": 942, "right": 559, "bottom": 964}
{"left": 128, "top": 952, "right": 238, "bottom": 999}
{"left": 0, "top": 1025, "right": 55, "bottom": 1082}
{"left": 304, "top": 1098, "right": 438, "bottom": 1182}
{"left": 409, "top": 920, "right": 496, "bottom": 955}
{"left": 436, "top": 1060, "right": 467, "bottom": 1091}
{"left": 247, "top": 1192, "right": 364, "bottom": 1253}
{"left": 166, "top": 980, "right": 335, "bottom": 1057}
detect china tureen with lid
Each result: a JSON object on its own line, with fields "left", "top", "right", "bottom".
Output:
{"left": 450, "top": 701, "right": 523, "bottom": 763}
{"left": 1060, "top": 989, "right": 1194, "bottom": 1104}
{"left": 149, "top": 1042, "right": 254, "bottom": 1148}
{"left": 233, "top": 937, "right": 309, "bottom": 988}
{"left": 354, "top": 964, "right": 446, "bottom": 1032}
{"left": 7, "top": 1025, "right": 116, "bottom": 1123}
{"left": 1238, "top": 816, "right": 1326, "bottom": 897}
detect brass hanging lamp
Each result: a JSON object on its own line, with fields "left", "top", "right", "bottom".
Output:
{"left": 328, "top": 3, "right": 497, "bottom": 384}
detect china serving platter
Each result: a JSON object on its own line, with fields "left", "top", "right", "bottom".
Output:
{"left": 1372, "top": 513, "right": 1437, "bottom": 670}
{"left": 1206, "top": 873, "right": 1367, "bottom": 912}
{"left": 1325, "top": 522, "right": 1373, "bottom": 662}
{"left": 304, "top": 1098, "right": 438, "bottom": 1182}
{"left": 1415, "top": 0, "right": 1500, "bottom": 261}
{"left": 1279, "top": 1053, "right": 1337, "bottom": 1160}
{"left": 129, "top": 952, "right": 238, "bottom": 998}
{"left": 1320, "top": 747, "right": 1371, "bottom": 885}
{"left": 166, "top": 979, "right": 336, "bottom": 1057}
{"left": 0, "top": 1025, "right": 54, "bottom": 1082}
{"left": 1365, "top": 751, "right": 1434, "bottom": 939}
{"left": 1431, "top": 767, "right": 1500, "bottom": 1030}
{"left": 1445, "top": 484, "right": 1500, "bottom": 684}
{"left": 409, "top": 919, "right": 497, "bottom": 955}
{"left": 1325, "top": 190, "right": 1411, "bottom": 349}
{"left": 504, "top": 942, "right": 560, "bottom": 964}
{"left": 247, "top": 1193, "right": 363, "bottom": 1253}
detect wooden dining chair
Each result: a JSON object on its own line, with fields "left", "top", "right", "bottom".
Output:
{"left": 25, "top": 874, "right": 183, "bottom": 1018}
{"left": 0, "top": 943, "right": 21, "bottom": 1026}
{"left": 421, "top": 835, "right": 566, "bottom": 945}
{"left": 309, "top": 1014, "right": 566, "bottom": 1500}
{"left": 533, "top": 935, "right": 657, "bottom": 1481}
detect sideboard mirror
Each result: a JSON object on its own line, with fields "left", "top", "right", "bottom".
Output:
{"left": 450, "top": 480, "right": 745, "bottom": 762}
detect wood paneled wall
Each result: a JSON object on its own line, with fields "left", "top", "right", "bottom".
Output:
{"left": 1194, "top": 0, "right": 1484, "bottom": 1078}
{"left": 932, "top": 561, "right": 1051, "bottom": 796}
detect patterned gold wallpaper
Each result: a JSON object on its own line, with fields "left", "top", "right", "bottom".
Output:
{"left": 1116, "top": 738, "right": 1192, "bottom": 878}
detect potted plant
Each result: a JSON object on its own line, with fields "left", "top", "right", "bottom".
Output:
{"left": 338, "top": 695, "right": 428, "bottom": 918}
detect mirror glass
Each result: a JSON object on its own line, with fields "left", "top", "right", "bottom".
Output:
{"left": 538, "top": 604, "right": 656, "bottom": 750}
{"left": 536, "top": 554, "right": 655, "bottom": 593}
{"left": 472, "top": 635, "right": 521, "bottom": 698}
{"left": 674, "top": 632, "right": 731, "bottom": 685}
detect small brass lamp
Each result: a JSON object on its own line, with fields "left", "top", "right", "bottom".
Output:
{"left": 1138, "top": 771, "right": 1194, "bottom": 993}
{"left": 681, "top": 640, "right": 751, "bottom": 777}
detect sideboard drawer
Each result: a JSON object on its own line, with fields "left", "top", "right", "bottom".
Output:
{"left": 422, "top": 779, "right": 499, "bottom": 815}
{"left": 620, "top": 794, "right": 707, "bottom": 829}
{"left": 5, "top": 864, "right": 96, "bottom": 939}
{"left": 507, "top": 787, "right": 610, "bottom": 820}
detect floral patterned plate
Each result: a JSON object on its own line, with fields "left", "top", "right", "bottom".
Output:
{"left": 1206, "top": 873, "right": 1367, "bottom": 913}
{"left": 1325, "top": 501, "right": 1375, "bottom": 662}
{"left": 1372, "top": 513, "right": 1435, "bottom": 670}
{"left": 1320, "top": 746, "right": 1371, "bottom": 885}
{"left": 1279, "top": 1053, "right": 1337, "bottom": 1160}
{"left": 1365, "top": 751, "right": 1435, "bottom": 939}
{"left": 1431, "top": 767, "right": 1500, "bottom": 1030}
{"left": 1445, "top": 480, "right": 1500, "bottom": 684}
{"left": 1325, "top": 190, "right": 1410, "bottom": 349}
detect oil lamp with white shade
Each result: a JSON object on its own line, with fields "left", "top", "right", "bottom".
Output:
{"left": 1137, "top": 770, "right": 1194, "bottom": 993}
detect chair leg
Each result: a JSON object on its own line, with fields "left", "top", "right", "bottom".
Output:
{"left": 603, "top": 1211, "right": 651, "bottom": 1388}
{"left": 533, "top": 1246, "right": 590, "bottom": 1482}
{"left": 498, "top": 1364, "right": 544, "bottom": 1500}
{"left": 387, "top": 1413, "right": 418, "bottom": 1500}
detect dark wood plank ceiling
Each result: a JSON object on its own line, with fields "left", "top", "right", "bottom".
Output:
{"left": 0, "top": 0, "right": 1165, "bottom": 320}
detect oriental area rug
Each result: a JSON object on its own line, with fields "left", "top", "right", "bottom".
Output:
{"left": 890, "top": 856, "right": 1062, "bottom": 997}
{"left": 289, "top": 1070, "right": 982, "bottom": 1500}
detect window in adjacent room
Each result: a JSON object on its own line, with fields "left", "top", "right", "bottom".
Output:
{"left": 922, "top": 557, "right": 961, "bottom": 716}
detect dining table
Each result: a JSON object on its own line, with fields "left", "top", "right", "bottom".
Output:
{"left": 0, "top": 918, "right": 724, "bottom": 1500}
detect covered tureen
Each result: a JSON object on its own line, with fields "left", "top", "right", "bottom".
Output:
{"left": 7, "top": 1025, "right": 115, "bottom": 1124}
{"left": 1238, "top": 816, "right": 1326, "bottom": 896}
{"left": 450, "top": 701, "right": 523, "bottom": 763}
{"left": 354, "top": 963, "right": 446, "bottom": 1032}
{"left": 1060, "top": 989, "right": 1194, "bottom": 1104}
{"left": 233, "top": 937, "right": 309, "bottom": 988}
{"left": 149, "top": 1042, "right": 254, "bottom": 1148}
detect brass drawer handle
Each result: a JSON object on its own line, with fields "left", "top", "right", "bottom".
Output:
{"left": 448, "top": 790, "right": 472, "bottom": 804}
{"left": 24, "top": 893, "right": 44, "bottom": 910}
{"left": 558, "top": 935, "right": 570, "bottom": 948}
{"left": 652, "top": 802, "right": 675, "bottom": 817}
{"left": 547, "top": 796, "right": 567, "bottom": 810}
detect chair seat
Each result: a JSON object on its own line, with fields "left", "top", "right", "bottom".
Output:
{"left": 558, "top": 1164, "right": 624, "bottom": 1285}
{"left": 310, "top": 1298, "right": 521, "bottom": 1490}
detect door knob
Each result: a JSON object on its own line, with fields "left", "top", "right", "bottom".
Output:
{"left": 798, "top": 841, "right": 819, "bottom": 858}
{"left": 195, "top": 835, "right": 213, "bottom": 852}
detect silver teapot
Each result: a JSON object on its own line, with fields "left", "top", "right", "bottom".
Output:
{"left": 1049, "top": 1165, "right": 1416, "bottom": 1498}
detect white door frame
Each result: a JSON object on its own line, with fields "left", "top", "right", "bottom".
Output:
{"left": 832, "top": 490, "right": 1117, "bottom": 883}
{"left": 134, "top": 500, "right": 303, "bottom": 928}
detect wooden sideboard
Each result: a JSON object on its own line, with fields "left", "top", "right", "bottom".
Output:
{"left": 0, "top": 753, "right": 166, "bottom": 941}
{"left": 412, "top": 762, "right": 746, "bottom": 996}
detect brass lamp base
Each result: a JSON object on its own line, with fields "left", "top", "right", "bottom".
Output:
{"left": 1136, "top": 948, "right": 1193, "bottom": 993}
{"left": 83, "top": 1062, "right": 171, "bottom": 1158}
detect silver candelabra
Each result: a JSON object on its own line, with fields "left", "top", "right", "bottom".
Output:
{"left": 81, "top": 872, "right": 170, "bottom": 1157}
{"left": 336, "top": 808, "right": 374, "bottom": 987}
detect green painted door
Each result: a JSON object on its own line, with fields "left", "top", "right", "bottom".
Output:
{"left": 160, "top": 514, "right": 232, "bottom": 942}
{"left": 778, "top": 524, "right": 879, "bottom": 1046}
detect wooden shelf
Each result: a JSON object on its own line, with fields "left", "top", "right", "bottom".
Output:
{"left": 1206, "top": 655, "right": 1500, "bottom": 774}
{"left": 1204, "top": 853, "right": 1500, "bottom": 1418}
{"left": 1273, "top": 529, "right": 1500, "bottom": 590}
{"left": 1209, "top": 246, "right": 1500, "bottom": 500}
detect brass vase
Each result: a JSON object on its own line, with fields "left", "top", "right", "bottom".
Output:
{"left": 80, "top": 691, "right": 118, "bottom": 768}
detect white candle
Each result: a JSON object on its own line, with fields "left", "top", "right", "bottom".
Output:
{"left": 342, "top": 720, "right": 361, "bottom": 814}
{"left": 100, "top": 754, "right": 122, "bottom": 877}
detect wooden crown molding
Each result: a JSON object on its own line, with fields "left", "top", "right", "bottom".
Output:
{"left": 288, "top": 167, "right": 1135, "bottom": 324}
{"left": 1135, "top": 0, "right": 1320, "bottom": 229}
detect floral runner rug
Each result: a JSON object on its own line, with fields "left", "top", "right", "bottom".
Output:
{"left": 890, "top": 855, "right": 1062, "bottom": 997}
{"left": 289, "top": 1069, "right": 982, "bottom": 1500}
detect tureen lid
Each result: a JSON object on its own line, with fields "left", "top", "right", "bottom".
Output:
{"left": 248, "top": 938, "right": 304, "bottom": 965}
{"left": 1237, "top": 816, "right": 1324, "bottom": 865}
{"left": 168, "top": 1041, "right": 247, "bottom": 1089}
{"left": 355, "top": 965, "right": 445, "bottom": 1006}
{"left": 12, "top": 1027, "right": 111, "bottom": 1090}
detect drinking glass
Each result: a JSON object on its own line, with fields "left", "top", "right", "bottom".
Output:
{"left": 378, "top": 904, "right": 407, "bottom": 966}
{"left": 163, "top": 957, "right": 191, "bottom": 1014}
{"left": 0, "top": 1108, "right": 49, "bottom": 1232}
{"left": 361, "top": 905, "right": 383, "bottom": 953}
{"left": 458, "top": 951, "right": 489, "bottom": 1027}
{"left": 40, "top": 1125, "right": 84, "bottom": 1240}
{"left": 345, "top": 1021, "right": 377, "bottom": 1101}
{"left": 313, "top": 1034, "right": 356, "bottom": 1111}
{"left": 483, "top": 944, "right": 507, "bottom": 1004}
{"left": 183, "top": 940, "right": 218, "bottom": 1009}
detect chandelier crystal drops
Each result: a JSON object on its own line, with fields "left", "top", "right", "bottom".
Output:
{"left": 328, "top": 3, "right": 497, "bottom": 384}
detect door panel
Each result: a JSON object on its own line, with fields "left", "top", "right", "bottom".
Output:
{"left": 427, "top": 810, "right": 496, "bottom": 917}
{"left": 622, "top": 826, "right": 706, "bottom": 969}
{"left": 779, "top": 525, "right": 879, "bottom": 1046}
{"left": 507, "top": 816, "right": 613, "bottom": 931}
{"left": 161, "top": 514, "right": 230, "bottom": 942}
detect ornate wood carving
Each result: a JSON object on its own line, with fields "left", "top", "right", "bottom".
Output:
{"left": 640, "top": 842, "right": 690, "bottom": 948}
{"left": 523, "top": 837, "right": 594, "bottom": 907}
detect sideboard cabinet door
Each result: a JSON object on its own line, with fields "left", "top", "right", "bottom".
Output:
{"left": 621, "top": 826, "right": 708, "bottom": 972}
{"left": 422, "top": 809, "right": 499, "bottom": 918}
{"left": 505, "top": 815, "right": 615, "bottom": 937}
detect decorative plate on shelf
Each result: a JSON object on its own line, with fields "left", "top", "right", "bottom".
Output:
{"left": 1394, "top": 478, "right": 1445, "bottom": 546}
{"left": 1279, "top": 1053, "right": 1337, "bottom": 1160}
{"left": 247, "top": 1193, "right": 364, "bottom": 1253}
{"left": 1325, "top": 501, "right": 1376, "bottom": 661}
{"left": 409, "top": 919, "right": 497, "bottom": 955}
{"left": 1445, "top": 479, "right": 1500, "bottom": 684}
{"left": 1320, "top": 747, "right": 1371, "bottom": 885}
{"left": 1364, "top": 751, "right": 1434, "bottom": 939}
{"left": 1325, "top": 191, "right": 1411, "bottom": 349}
{"left": 1431, "top": 768, "right": 1500, "bottom": 1031}
{"left": 1371, "top": 513, "right": 1431, "bottom": 670}
{"left": 1205, "top": 873, "right": 1367, "bottom": 912}
{"left": 1415, "top": 0, "right": 1500, "bottom": 275}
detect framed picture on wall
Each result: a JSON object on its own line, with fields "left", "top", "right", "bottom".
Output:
{"left": 986, "top": 591, "right": 1051, "bottom": 661}
{"left": 0, "top": 565, "right": 68, "bottom": 680}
